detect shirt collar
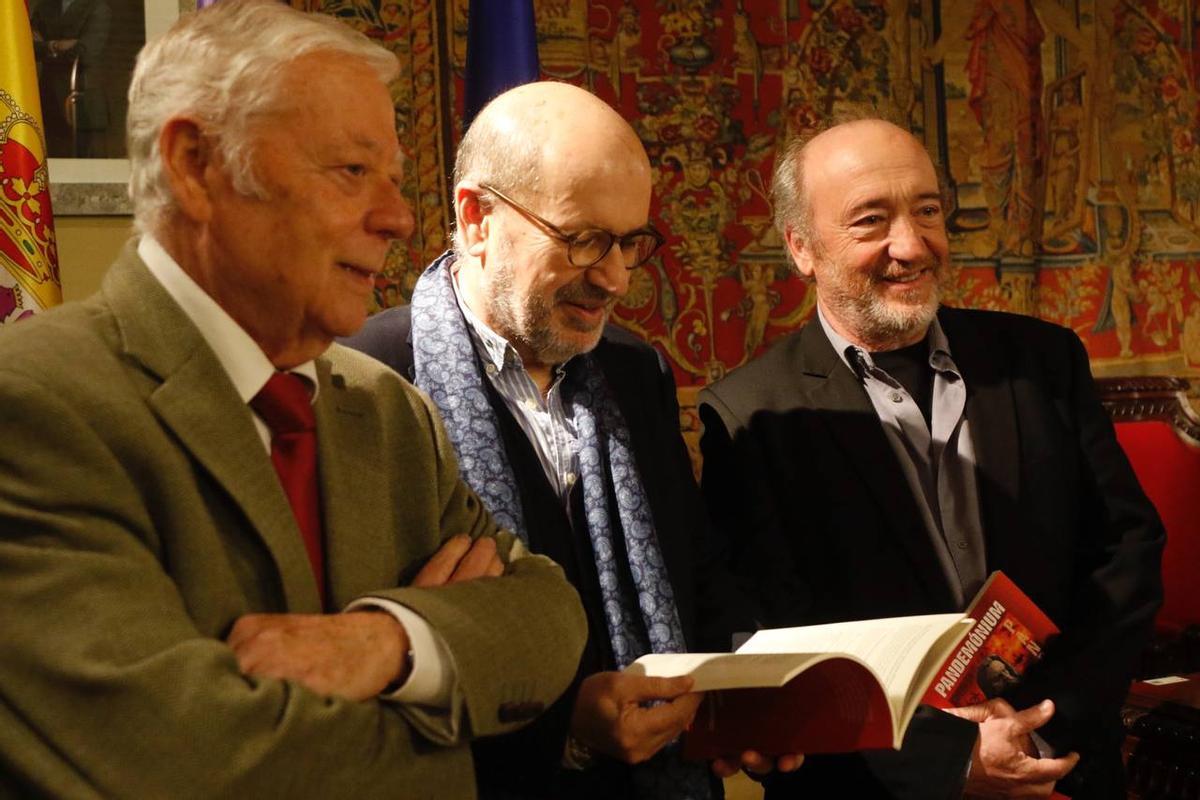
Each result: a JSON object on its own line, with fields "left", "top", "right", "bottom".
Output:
{"left": 817, "top": 304, "right": 958, "bottom": 379}
{"left": 925, "top": 316, "right": 958, "bottom": 376}
{"left": 137, "top": 235, "right": 319, "bottom": 403}
{"left": 450, "top": 263, "right": 513, "bottom": 371}
{"left": 818, "top": 304, "right": 877, "bottom": 378}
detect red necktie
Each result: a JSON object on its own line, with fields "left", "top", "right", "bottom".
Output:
{"left": 251, "top": 372, "right": 325, "bottom": 605}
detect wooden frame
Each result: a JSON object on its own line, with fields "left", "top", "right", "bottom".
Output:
{"left": 46, "top": 0, "right": 192, "bottom": 215}
{"left": 1096, "top": 376, "right": 1200, "bottom": 447}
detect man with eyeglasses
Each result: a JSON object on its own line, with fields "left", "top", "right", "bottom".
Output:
{"left": 343, "top": 81, "right": 781, "bottom": 799}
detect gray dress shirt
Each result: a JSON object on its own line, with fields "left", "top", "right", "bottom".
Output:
{"left": 818, "top": 308, "right": 987, "bottom": 607}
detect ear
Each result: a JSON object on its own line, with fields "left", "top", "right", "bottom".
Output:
{"left": 785, "top": 225, "right": 817, "bottom": 281}
{"left": 455, "top": 184, "right": 490, "bottom": 258}
{"left": 158, "top": 117, "right": 217, "bottom": 224}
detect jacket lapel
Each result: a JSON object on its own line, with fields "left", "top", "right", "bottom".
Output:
{"left": 103, "top": 242, "right": 322, "bottom": 612}
{"left": 403, "top": 320, "right": 416, "bottom": 380}
{"left": 797, "top": 322, "right": 958, "bottom": 610}
{"left": 939, "top": 309, "right": 1022, "bottom": 572}
{"left": 313, "top": 354, "right": 397, "bottom": 607}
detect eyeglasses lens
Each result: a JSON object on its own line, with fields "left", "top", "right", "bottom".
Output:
{"left": 568, "top": 231, "right": 660, "bottom": 269}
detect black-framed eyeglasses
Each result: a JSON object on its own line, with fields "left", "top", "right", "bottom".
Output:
{"left": 480, "top": 183, "right": 664, "bottom": 270}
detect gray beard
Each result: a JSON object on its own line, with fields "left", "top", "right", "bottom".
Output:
{"left": 835, "top": 280, "right": 941, "bottom": 350}
{"left": 485, "top": 258, "right": 610, "bottom": 367}
{"left": 811, "top": 242, "right": 948, "bottom": 350}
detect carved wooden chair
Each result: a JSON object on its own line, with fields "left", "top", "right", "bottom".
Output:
{"left": 1096, "top": 376, "right": 1200, "bottom": 634}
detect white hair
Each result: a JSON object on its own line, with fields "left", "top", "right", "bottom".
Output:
{"left": 126, "top": 0, "right": 398, "bottom": 234}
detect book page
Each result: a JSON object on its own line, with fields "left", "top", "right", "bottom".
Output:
{"left": 902, "top": 621, "right": 976, "bottom": 723}
{"left": 737, "top": 614, "right": 967, "bottom": 709}
{"left": 629, "top": 652, "right": 831, "bottom": 692}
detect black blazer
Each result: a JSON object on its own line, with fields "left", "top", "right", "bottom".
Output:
{"left": 343, "top": 304, "right": 754, "bottom": 799}
{"left": 699, "top": 306, "right": 1164, "bottom": 800}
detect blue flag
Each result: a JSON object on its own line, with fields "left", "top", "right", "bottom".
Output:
{"left": 463, "top": 0, "right": 538, "bottom": 130}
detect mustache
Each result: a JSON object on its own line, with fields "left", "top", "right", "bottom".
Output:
{"left": 877, "top": 259, "right": 946, "bottom": 281}
{"left": 555, "top": 281, "right": 615, "bottom": 307}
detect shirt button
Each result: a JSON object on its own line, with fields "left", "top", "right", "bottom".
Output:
{"left": 564, "top": 472, "right": 577, "bottom": 486}
{"left": 522, "top": 399, "right": 536, "bottom": 411}
{"left": 956, "top": 541, "right": 968, "bottom": 550}
{"left": 485, "top": 363, "right": 497, "bottom": 375}
{"left": 889, "top": 391, "right": 904, "bottom": 403}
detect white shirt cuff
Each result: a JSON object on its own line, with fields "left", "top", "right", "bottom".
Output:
{"left": 345, "top": 598, "right": 456, "bottom": 707}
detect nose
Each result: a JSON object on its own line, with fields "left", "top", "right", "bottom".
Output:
{"left": 585, "top": 243, "right": 631, "bottom": 297}
{"left": 368, "top": 179, "right": 416, "bottom": 242}
{"left": 887, "top": 215, "right": 932, "bottom": 264}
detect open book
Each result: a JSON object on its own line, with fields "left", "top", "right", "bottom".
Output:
{"left": 627, "top": 571, "right": 1057, "bottom": 759}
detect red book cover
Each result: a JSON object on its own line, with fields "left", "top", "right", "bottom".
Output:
{"left": 921, "top": 571, "right": 1059, "bottom": 709}
{"left": 681, "top": 658, "right": 900, "bottom": 760}
{"left": 655, "top": 613, "right": 975, "bottom": 759}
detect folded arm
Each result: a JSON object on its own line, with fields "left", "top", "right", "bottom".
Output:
{"left": 0, "top": 372, "right": 585, "bottom": 797}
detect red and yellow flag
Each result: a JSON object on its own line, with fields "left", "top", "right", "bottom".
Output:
{"left": 0, "top": 0, "right": 61, "bottom": 324}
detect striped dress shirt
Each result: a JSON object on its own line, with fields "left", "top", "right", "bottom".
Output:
{"left": 451, "top": 271, "right": 581, "bottom": 508}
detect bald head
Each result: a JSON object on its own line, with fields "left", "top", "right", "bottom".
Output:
{"left": 454, "top": 81, "right": 650, "bottom": 205}
{"left": 803, "top": 119, "right": 934, "bottom": 192}
{"left": 803, "top": 118, "right": 922, "bottom": 158}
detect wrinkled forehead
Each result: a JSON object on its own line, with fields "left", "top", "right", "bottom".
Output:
{"left": 264, "top": 55, "right": 402, "bottom": 150}
{"left": 803, "top": 121, "right": 939, "bottom": 198}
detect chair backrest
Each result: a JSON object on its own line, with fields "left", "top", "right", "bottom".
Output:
{"left": 1097, "top": 377, "right": 1200, "bottom": 632}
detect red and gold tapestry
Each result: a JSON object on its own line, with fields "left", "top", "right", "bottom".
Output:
{"left": 293, "top": 0, "right": 1200, "bottom": 390}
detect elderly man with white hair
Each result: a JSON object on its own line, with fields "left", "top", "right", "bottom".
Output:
{"left": 0, "top": 1, "right": 585, "bottom": 797}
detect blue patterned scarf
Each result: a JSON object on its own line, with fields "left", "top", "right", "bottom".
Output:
{"left": 410, "top": 253, "right": 713, "bottom": 800}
